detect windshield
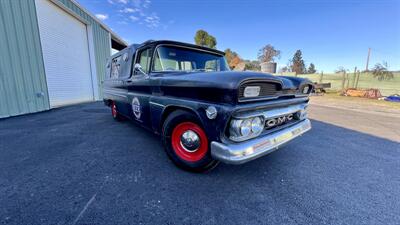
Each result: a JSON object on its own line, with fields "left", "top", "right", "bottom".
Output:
{"left": 153, "top": 46, "right": 230, "bottom": 72}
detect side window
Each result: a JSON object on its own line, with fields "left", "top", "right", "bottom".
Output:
{"left": 136, "top": 48, "right": 151, "bottom": 74}
{"left": 205, "top": 60, "right": 219, "bottom": 71}
{"left": 110, "top": 55, "right": 122, "bottom": 79}
{"left": 180, "top": 61, "right": 193, "bottom": 71}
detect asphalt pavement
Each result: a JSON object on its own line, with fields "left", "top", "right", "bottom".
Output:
{"left": 0, "top": 102, "right": 399, "bottom": 225}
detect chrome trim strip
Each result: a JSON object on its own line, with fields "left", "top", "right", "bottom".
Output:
{"left": 211, "top": 119, "right": 311, "bottom": 164}
{"left": 149, "top": 101, "right": 165, "bottom": 107}
{"left": 233, "top": 103, "right": 307, "bottom": 119}
{"left": 238, "top": 95, "right": 280, "bottom": 102}
{"left": 103, "top": 88, "right": 127, "bottom": 94}
{"left": 238, "top": 94, "right": 304, "bottom": 103}
{"left": 103, "top": 90, "right": 127, "bottom": 98}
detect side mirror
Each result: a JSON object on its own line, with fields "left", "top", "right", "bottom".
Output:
{"left": 134, "top": 63, "right": 147, "bottom": 75}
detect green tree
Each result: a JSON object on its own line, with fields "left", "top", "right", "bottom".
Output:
{"left": 371, "top": 62, "right": 394, "bottom": 81}
{"left": 225, "top": 49, "right": 238, "bottom": 64}
{"left": 244, "top": 60, "right": 261, "bottom": 71}
{"left": 279, "top": 66, "right": 289, "bottom": 73}
{"left": 291, "top": 50, "right": 305, "bottom": 74}
{"left": 258, "top": 44, "right": 280, "bottom": 63}
{"left": 307, "top": 63, "right": 316, "bottom": 74}
{"left": 194, "top": 29, "right": 217, "bottom": 49}
{"left": 224, "top": 49, "right": 242, "bottom": 69}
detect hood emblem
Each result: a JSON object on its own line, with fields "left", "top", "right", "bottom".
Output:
{"left": 205, "top": 106, "right": 217, "bottom": 119}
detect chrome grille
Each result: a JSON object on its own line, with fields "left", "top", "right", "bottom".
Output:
{"left": 239, "top": 81, "right": 300, "bottom": 102}
{"left": 239, "top": 82, "right": 280, "bottom": 99}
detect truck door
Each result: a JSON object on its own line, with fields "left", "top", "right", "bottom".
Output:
{"left": 126, "top": 46, "right": 153, "bottom": 127}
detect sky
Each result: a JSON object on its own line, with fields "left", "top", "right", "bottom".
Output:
{"left": 77, "top": 0, "right": 400, "bottom": 73}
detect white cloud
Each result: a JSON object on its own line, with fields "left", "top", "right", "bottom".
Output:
{"left": 117, "top": 0, "right": 128, "bottom": 4}
{"left": 107, "top": 0, "right": 114, "bottom": 4}
{"left": 143, "top": 0, "right": 151, "bottom": 8}
{"left": 119, "top": 7, "right": 138, "bottom": 13}
{"left": 111, "top": 0, "right": 168, "bottom": 29}
{"left": 95, "top": 14, "right": 109, "bottom": 20}
{"left": 131, "top": 0, "right": 142, "bottom": 8}
{"left": 131, "top": 0, "right": 151, "bottom": 9}
{"left": 129, "top": 15, "right": 139, "bottom": 22}
{"left": 144, "top": 14, "right": 160, "bottom": 28}
{"left": 117, "top": 20, "right": 129, "bottom": 25}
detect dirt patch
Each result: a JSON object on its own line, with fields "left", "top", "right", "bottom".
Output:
{"left": 310, "top": 93, "right": 400, "bottom": 118}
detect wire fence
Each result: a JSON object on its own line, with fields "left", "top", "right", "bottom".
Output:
{"left": 282, "top": 72, "right": 400, "bottom": 96}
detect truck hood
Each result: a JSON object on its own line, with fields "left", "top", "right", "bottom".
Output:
{"left": 152, "top": 71, "right": 310, "bottom": 104}
{"left": 156, "top": 71, "right": 302, "bottom": 90}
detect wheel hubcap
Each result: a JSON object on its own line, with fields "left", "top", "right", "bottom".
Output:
{"left": 171, "top": 122, "right": 208, "bottom": 162}
{"left": 180, "top": 130, "right": 200, "bottom": 152}
{"left": 112, "top": 104, "right": 117, "bottom": 117}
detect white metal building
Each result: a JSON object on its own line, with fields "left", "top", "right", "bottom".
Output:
{"left": 0, "top": 0, "right": 127, "bottom": 118}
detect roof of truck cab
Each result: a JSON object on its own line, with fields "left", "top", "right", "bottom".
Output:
{"left": 129, "top": 40, "right": 225, "bottom": 56}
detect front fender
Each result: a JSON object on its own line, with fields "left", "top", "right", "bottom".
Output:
{"left": 149, "top": 96, "right": 233, "bottom": 142}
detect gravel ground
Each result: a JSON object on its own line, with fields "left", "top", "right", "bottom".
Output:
{"left": 0, "top": 102, "right": 399, "bottom": 225}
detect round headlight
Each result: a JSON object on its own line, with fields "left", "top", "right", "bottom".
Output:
{"left": 240, "top": 119, "right": 252, "bottom": 136}
{"left": 251, "top": 117, "right": 263, "bottom": 133}
{"left": 302, "top": 85, "right": 310, "bottom": 94}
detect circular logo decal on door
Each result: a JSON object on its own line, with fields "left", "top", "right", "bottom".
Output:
{"left": 132, "top": 97, "right": 141, "bottom": 119}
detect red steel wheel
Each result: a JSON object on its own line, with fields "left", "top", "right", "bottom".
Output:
{"left": 111, "top": 101, "right": 123, "bottom": 121}
{"left": 111, "top": 102, "right": 118, "bottom": 118}
{"left": 171, "top": 122, "right": 208, "bottom": 162}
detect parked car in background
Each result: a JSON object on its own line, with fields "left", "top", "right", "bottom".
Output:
{"left": 103, "top": 40, "right": 313, "bottom": 172}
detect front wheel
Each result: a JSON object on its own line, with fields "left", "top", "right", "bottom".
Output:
{"left": 162, "top": 110, "right": 219, "bottom": 172}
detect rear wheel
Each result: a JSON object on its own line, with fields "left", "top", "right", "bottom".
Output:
{"left": 111, "top": 101, "right": 123, "bottom": 121}
{"left": 162, "top": 110, "right": 219, "bottom": 172}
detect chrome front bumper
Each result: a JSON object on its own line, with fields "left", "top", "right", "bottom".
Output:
{"left": 211, "top": 119, "right": 311, "bottom": 164}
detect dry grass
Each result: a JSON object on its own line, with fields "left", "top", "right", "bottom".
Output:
{"left": 310, "top": 92, "right": 400, "bottom": 116}
{"left": 281, "top": 72, "right": 400, "bottom": 96}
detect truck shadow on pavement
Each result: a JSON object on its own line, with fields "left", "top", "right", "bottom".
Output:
{"left": 0, "top": 102, "right": 399, "bottom": 225}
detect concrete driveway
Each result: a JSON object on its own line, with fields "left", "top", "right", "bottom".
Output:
{"left": 0, "top": 102, "right": 399, "bottom": 225}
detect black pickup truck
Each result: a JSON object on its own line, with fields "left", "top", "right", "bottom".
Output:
{"left": 103, "top": 40, "right": 312, "bottom": 172}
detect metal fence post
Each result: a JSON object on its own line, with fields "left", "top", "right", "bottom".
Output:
{"left": 355, "top": 70, "right": 360, "bottom": 89}
{"left": 319, "top": 71, "right": 324, "bottom": 83}
{"left": 352, "top": 67, "right": 357, "bottom": 88}
{"left": 341, "top": 71, "right": 346, "bottom": 91}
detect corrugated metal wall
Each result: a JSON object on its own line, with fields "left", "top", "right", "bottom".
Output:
{"left": 57, "top": 0, "right": 111, "bottom": 98}
{"left": 0, "top": 0, "right": 112, "bottom": 118}
{"left": 0, "top": 0, "right": 50, "bottom": 118}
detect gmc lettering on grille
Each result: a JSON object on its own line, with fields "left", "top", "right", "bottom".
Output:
{"left": 265, "top": 114, "right": 294, "bottom": 129}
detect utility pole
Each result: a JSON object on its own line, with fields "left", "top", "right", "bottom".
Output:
{"left": 365, "top": 48, "right": 371, "bottom": 72}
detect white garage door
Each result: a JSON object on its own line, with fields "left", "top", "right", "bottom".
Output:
{"left": 35, "top": 0, "right": 94, "bottom": 107}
